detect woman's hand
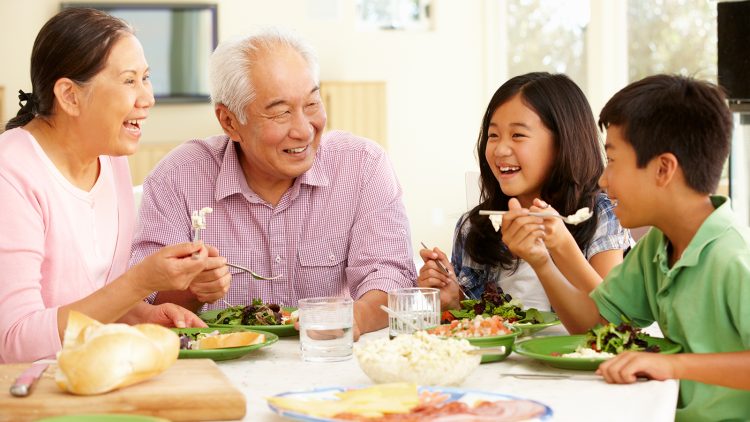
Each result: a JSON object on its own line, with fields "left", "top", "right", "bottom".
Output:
{"left": 417, "top": 246, "right": 461, "bottom": 310}
{"left": 141, "top": 303, "right": 208, "bottom": 328}
{"left": 530, "top": 198, "right": 577, "bottom": 255}
{"left": 129, "top": 242, "right": 209, "bottom": 297}
{"left": 187, "top": 245, "right": 231, "bottom": 304}
{"left": 501, "top": 198, "right": 549, "bottom": 269}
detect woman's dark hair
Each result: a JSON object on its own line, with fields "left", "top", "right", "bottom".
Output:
{"left": 599, "top": 74, "right": 732, "bottom": 194}
{"left": 463, "top": 72, "right": 603, "bottom": 271}
{"left": 5, "top": 8, "right": 133, "bottom": 131}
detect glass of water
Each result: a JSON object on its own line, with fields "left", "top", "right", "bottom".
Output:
{"left": 387, "top": 287, "right": 440, "bottom": 338}
{"left": 298, "top": 296, "right": 354, "bottom": 362}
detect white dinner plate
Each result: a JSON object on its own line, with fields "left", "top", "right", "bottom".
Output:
{"left": 267, "top": 385, "right": 553, "bottom": 421}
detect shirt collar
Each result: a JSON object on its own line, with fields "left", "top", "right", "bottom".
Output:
{"left": 653, "top": 195, "right": 734, "bottom": 271}
{"left": 214, "top": 137, "right": 330, "bottom": 202}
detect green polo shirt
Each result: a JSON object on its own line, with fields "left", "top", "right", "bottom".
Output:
{"left": 591, "top": 196, "right": 750, "bottom": 422}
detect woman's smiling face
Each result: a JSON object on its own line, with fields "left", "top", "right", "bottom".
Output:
{"left": 484, "top": 94, "right": 556, "bottom": 207}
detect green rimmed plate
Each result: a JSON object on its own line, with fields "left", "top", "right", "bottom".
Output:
{"left": 199, "top": 308, "right": 299, "bottom": 337}
{"left": 429, "top": 325, "right": 521, "bottom": 364}
{"left": 513, "top": 334, "right": 682, "bottom": 371}
{"left": 511, "top": 311, "right": 561, "bottom": 336}
{"left": 172, "top": 327, "right": 278, "bottom": 361}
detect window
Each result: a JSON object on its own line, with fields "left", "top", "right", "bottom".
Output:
{"left": 356, "top": 0, "right": 432, "bottom": 30}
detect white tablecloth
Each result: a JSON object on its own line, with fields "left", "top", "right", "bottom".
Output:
{"left": 217, "top": 325, "right": 678, "bottom": 421}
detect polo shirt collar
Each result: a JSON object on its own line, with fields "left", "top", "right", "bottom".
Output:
{"left": 653, "top": 195, "right": 734, "bottom": 272}
{"left": 214, "top": 138, "right": 330, "bottom": 202}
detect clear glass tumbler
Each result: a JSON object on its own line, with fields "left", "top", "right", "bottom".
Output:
{"left": 298, "top": 296, "right": 354, "bottom": 362}
{"left": 387, "top": 287, "right": 440, "bottom": 338}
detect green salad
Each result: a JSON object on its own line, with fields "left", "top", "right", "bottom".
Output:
{"left": 442, "top": 283, "right": 544, "bottom": 324}
{"left": 585, "top": 318, "right": 660, "bottom": 354}
{"left": 204, "top": 299, "right": 292, "bottom": 326}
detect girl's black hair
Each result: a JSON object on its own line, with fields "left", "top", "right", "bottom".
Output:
{"left": 463, "top": 72, "right": 603, "bottom": 271}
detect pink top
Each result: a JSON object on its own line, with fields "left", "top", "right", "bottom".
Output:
{"left": 0, "top": 128, "right": 135, "bottom": 363}
{"left": 131, "top": 131, "right": 416, "bottom": 309}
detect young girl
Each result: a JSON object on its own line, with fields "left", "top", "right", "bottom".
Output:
{"left": 418, "top": 72, "right": 632, "bottom": 312}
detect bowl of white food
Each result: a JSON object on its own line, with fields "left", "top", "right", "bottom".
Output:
{"left": 354, "top": 331, "right": 481, "bottom": 386}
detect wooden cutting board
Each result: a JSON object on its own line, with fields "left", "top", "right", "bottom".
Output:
{"left": 0, "top": 359, "right": 246, "bottom": 421}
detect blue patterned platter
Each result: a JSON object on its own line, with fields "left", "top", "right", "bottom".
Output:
{"left": 267, "top": 385, "right": 553, "bottom": 421}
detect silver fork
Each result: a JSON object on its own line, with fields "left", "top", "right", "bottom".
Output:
{"left": 226, "top": 263, "right": 283, "bottom": 280}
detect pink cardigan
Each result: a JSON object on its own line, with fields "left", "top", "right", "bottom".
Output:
{"left": 0, "top": 128, "right": 135, "bottom": 363}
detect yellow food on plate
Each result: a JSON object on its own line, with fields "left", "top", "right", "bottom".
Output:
{"left": 55, "top": 311, "right": 179, "bottom": 395}
{"left": 267, "top": 383, "right": 419, "bottom": 418}
{"left": 195, "top": 331, "right": 266, "bottom": 350}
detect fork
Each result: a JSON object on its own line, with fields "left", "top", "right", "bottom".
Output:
{"left": 226, "top": 263, "right": 283, "bottom": 280}
{"left": 478, "top": 208, "right": 593, "bottom": 225}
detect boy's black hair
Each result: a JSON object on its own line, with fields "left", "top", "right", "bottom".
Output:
{"left": 598, "top": 74, "right": 733, "bottom": 194}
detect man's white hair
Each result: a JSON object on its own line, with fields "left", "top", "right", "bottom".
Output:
{"left": 209, "top": 27, "right": 320, "bottom": 125}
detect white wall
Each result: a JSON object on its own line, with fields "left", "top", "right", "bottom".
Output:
{"left": 0, "top": 0, "right": 496, "bottom": 257}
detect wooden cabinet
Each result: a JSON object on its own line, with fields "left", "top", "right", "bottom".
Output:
{"left": 320, "top": 81, "right": 387, "bottom": 149}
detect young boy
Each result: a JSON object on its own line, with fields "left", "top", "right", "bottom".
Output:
{"left": 533, "top": 75, "right": 750, "bottom": 421}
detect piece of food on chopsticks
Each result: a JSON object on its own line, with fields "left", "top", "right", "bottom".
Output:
{"left": 204, "top": 298, "right": 298, "bottom": 326}
{"left": 441, "top": 283, "right": 543, "bottom": 325}
{"left": 55, "top": 311, "right": 179, "bottom": 395}
{"left": 562, "top": 318, "right": 660, "bottom": 358}
{"left": 267, "top": 382, "right": 548, "bottom": 421}
{"left": 178, "top": 330, "right": 266, "bottom": 350}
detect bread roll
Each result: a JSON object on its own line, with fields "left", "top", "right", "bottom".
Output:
{"left": 195, "top": 331, "right": 266, "bottom": 350}
{"left": 55, "top": 311, "right": 179, "bottom": 395}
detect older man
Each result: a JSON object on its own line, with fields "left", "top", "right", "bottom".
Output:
{"left": 130, "top": 28, "right": 416, "bottom": 337}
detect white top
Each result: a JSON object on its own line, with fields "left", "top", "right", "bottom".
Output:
{"left": 32, "top": 140, "right": 118, "bottom": 286}
{"left": 499, "top": 260, "right": 551, "bottom": 311}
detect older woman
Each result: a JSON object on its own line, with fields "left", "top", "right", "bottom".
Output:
{"left": 0, "top": 8, "right": 217, "bottom": 363}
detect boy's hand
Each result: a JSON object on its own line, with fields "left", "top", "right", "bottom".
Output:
{"left": 596, "top": 351, "right": 678, "bottom": 383}
{"left": 502, "top": 198, "right": 549, "bottom": 268}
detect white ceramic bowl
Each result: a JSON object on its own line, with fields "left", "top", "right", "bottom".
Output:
{"left": 354, "top": 331, "right": 480, "bottom": 386}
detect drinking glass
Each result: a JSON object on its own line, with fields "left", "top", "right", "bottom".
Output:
{"left": 387, "top": 287, "right": 440, "bottom": 338}
{"left": 298, "top": 297, "right": 354, "bottom": 362}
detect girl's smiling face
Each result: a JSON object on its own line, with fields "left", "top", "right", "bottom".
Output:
{"left": 484, "top": 94, "right": 556, "bottom": 208}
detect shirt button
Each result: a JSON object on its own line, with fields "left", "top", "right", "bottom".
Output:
{"left": 275, "top": 255, "right": 281, "bottom": 263}
{"left": 329, "top": 254, "right": 336, "bottom": 261}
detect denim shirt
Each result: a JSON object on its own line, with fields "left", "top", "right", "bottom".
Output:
{"left": 450, "top": 193, "right": 633, "bottom": 301}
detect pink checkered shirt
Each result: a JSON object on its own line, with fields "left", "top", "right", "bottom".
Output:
{"left": 130, "top": 131, "right": 416, "bottom": 309}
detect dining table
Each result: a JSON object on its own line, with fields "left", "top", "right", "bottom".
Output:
{"left": 217, "top": 323, "right": 679, "bottom": 422}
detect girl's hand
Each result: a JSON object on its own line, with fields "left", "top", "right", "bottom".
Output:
{"left": 417, "top": 247, "right": 461, "bottom": 310}
{"left": 142, "top": 303, "right": 208, "bottom": 328}
{"left": 596, "top": 351, "right": 676, "bottom": 383}
{"left": 502, "top": 198, "right": 549, "bottom": 268}
{"left": 188, "top": 244, "right": 231, "bottom": 304}
{"left": 531, "top": 198, "right": 577, "bottom": 255}
{"left": 130, "top": 242, "right": 209, "bottom": 296}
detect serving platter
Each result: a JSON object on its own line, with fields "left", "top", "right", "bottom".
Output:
{"left": 513, "top": 334, "right": 682, "bottom": 371}
{"left": 172, "top": 327, "right": 278, "bottom": 361}
{"left": 200, "top": 307, "right": 298, "bottom": 337}
{"left": 267, "top": 385, "right": 553, "bottom": 421}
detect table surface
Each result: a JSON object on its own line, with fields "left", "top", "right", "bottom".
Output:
{"left": 216, "top": 324, "right": 678, "bottom": 422}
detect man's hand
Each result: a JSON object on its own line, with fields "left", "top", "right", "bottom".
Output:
{"left": 188, "top": 245, "right": 231, "bottom": 304}
{"left": 596, "top": 351, "right": 677, "bottom": 383}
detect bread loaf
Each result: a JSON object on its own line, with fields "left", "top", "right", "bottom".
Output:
{"left": 55, "top": 311, "right": 179, "bottom": 395}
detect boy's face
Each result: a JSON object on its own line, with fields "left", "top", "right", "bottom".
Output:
{"left": 599, "top": 125, "right": 656, "bottom": 228}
